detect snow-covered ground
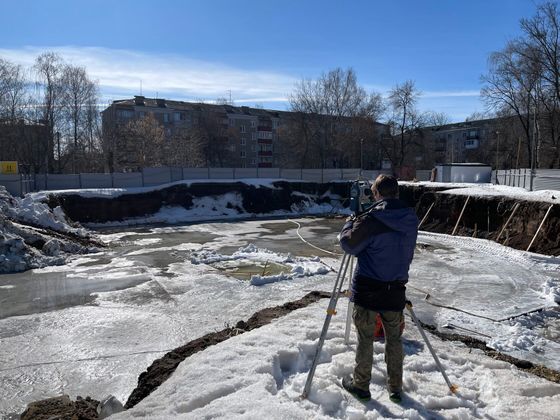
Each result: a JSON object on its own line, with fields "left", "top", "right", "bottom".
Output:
{"left": 1, "top": 181, "right": 560, "bottom": 418}
{"left": 1, "top": 217, "right": 559, "bottom": 418}
{"left": 115, "top": 298, "right": 560, "bottom": 420}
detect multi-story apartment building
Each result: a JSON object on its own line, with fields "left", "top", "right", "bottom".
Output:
{"left": 101, "top": 96, "right": 389, "bottom": 171}
{"left": 0, "top": 118, "right": 50, "bottom": 174}
{"left": 425, "top": 118, "right": 498, "bottom": 165}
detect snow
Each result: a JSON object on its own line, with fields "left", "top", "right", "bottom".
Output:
{"left": 29, "top": 178, "right": 301, "bottom": 200}
{"left": 114, "top": 300, "right": 560, "bottom": 420}
{"left": 1, "top": 180, "right": 560, "bottom": 418}
{"left": 1, "top": 217, "right": 559, "bottom": 418}
{"left": 402, "top": 181, "right": 560, "bottom": 204}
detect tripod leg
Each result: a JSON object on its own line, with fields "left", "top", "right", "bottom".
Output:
{"left": 344, "top": 257, "right": 355, "bottom": 345}
{"left": 406, "top": 302, "right": 458, "bottom": 394}
{"left": 302, "top": 253, "right": 352, "bottom": 399}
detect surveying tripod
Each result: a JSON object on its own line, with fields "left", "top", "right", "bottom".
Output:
{"left": 301, "top": 253, "right": 458, "bottom": 399}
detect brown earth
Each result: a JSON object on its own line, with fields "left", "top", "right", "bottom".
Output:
{"left": 124, "top": 290, "right": 331, "bottom": 409}
{"left": 401, "top": 184, "right": 560, "bottom": 256}
{"left": 19, "top": 395, "right": 99, "bottom": 420}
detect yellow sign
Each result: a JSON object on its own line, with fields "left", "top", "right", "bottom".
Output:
{"left": 0, "top": 161, "right": 18, "bottom": 174}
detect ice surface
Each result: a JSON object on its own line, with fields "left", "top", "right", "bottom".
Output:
{"left": 1, "top": 218, "right": 559, "bottom": 417}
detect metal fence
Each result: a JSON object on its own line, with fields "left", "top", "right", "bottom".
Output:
{"left": 494, "top": 168, "right": 560, "bottom": 191}
{"left": 0, "top": 167, "right": 389, "bottom": 197}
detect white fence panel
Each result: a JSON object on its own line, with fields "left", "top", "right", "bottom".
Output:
{"left": 0, "top": 175, "right": 21, "bottom": 196}
{"left": 81, "top": 173, "right": 113, "bottom": 189}
{"left": 280, "top": 169, "right": 303, "bottom": 180}
{"left": 182, "top": 168, "right": 210, "bottom": 179}
{"left": 301, "top": 169, "right": 322, "bottom": 182}
{"left": 143, "top": 167, "right": 172, "bottom": 186}
{"left": 416, "top": 170, "right": 431, "bottom": 181}
{"left": 322, "top": 169, "right": 342, "bottom": 181}
{"left": 342, "top": 169, "right": 361, "bottom": 180}
{"left": 534, "top": 169, "right": 560, "bottom": 191}
{"left": 113, "top": 172, "right": 143, "bottom": 188}
{"left": 46, "top": 174, "right": 81, "bottom": 190}
{"left": 257, "top": 168, "right": 280, "bottom": 178}
{"left": 209, "top": 168, "right": 234, "bottom": 179}
{"left": 234, "top": 168, "right": 258, "bottom": 178}
{"left": 170, "top": 167, "right": 183, "bottom": 182}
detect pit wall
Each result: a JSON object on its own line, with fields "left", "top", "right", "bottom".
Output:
{"left": 44, "top": 181, "right": 559, "bottom": 256}
{"left": 402, "top": 185, "right": 560, "bottom": 256}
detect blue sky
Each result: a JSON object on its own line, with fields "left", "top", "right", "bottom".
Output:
{"left": 0, "top": 0, "right": 541, "bottom": 121}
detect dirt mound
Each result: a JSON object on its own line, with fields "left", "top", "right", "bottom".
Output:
{"left": 20, "top": 395, "right": 99, "bottom": 420}
{"left": 124, "top": 290, "right": 330, "bottom": 409}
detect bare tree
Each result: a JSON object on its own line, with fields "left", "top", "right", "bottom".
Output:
{"left": 481, "top": 42, "right": 541, "bottom": 169}
{"left": 385, "top": 80, "right": 423, "bottom": 168}
{"left": 164, "top": 128, "right": 206, "bottom": 167}
{"left": 288, "top": 67, "right": 384, "bottom": 168}
{"left": 60, "top": 64, "right": 99, "bottom": 172}
{"left": 34, "top": 52, "right": 65, "bottom": 172}
{"left": 115, "top": 114, "right": 164, "bottom": 171}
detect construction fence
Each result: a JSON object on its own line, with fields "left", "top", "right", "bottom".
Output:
{"left": 0, "top": 167, "right": 388, "bottom": 197}
{"left": 494, "top": 168, "right": 560, "bottom": 191}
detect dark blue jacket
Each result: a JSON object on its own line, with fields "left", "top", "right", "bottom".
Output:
{"left": 339, "top": 198, "right": 418, "bottom": 311}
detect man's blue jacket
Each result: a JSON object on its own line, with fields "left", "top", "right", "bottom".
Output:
{"left": 339, "top": 198, "right": 418, "bottom": 311}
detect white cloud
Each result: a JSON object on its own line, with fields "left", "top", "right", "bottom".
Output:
{"left": 422, "top": 89, "right": 480, "bottom": 98}
{"left": 0, "top": 46, "right": 296, "bottom": 105}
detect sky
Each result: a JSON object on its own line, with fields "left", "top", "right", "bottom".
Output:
{"left": 0, "top": 0, "right": 543, "bottom": 121}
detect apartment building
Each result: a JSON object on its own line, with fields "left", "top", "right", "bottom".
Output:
{"left": 423, "top": 118, "right": 500, "bottom": 167}
{"left": 101, "top": 96, "right": 389, "bottom": 170}
{"left": 101, "top": 97, "right": 285, "bottom": 169}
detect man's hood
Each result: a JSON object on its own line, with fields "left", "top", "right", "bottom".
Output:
{"left": 368, "top": 199, "right": 418, "bottom": 233}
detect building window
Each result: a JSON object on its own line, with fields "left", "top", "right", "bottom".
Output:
{"left": 163, "top": 113, "right": 170, "bottom": 123}
{"left": 258, "top": 131, "right": 272, "bottom": 139}
{"left": 116, "top": 109, "right": 134, "bottom": 120}
{"left": 259, "top": 156, "right": 273, "bottom": 163}
{"left": 252, "top": 133, "right": 257, "bottom": 141}
{"left": 240, "top": 125, "right": 246, "bottom": 133}
{"left": 272, "top": 120, "right": 278, "bottom": 128}
{"left": 251, "top": 159, "right": 257, "bottom": 165}
{"left": 241, "top": 137, "right": 246, "bottom": 145}
{"left": 259, "top": 144, "right": 273, "bottom": 152}
{"left": 173, "top": 112, "right": 181, "bottom": 122}
{"left": 229, "top": 118, "right": 234, "bottom": 126}
{"left": 240, "top": 151, "right": 246, "bottom": 158}
{"left": 251, "top": 120, "right": 256, "bottom": 128}
{"left": 138, "top": 111, "right": 145, "bottom": 118}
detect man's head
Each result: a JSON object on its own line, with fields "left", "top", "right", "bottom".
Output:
{"left": 371, "top": 174, "right": 399, "bottom": 200}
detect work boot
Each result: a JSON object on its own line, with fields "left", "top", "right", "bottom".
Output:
{"left": 342, "top": 376, "right": 371, "bottom": 401}
{"left": 389, "top": 390, "right": 402, "bottom": 403}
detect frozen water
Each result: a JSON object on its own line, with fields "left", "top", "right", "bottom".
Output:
{"left": 0, "top": 217, "right": 559, "bottom": 417}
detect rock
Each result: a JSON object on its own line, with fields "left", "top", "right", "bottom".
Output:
{"left": 97, "top": 395, "right": 125, "bottom": 418}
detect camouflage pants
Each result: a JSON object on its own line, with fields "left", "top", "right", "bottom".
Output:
{"left": 352, "top": 304, "right": 404, "bottom": 393}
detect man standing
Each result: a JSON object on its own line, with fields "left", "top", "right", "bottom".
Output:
{"left": 339, "top": 174, "right": 418, "bottom": 403}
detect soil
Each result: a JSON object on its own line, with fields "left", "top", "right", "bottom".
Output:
{"left": 124, "top": 290, "right": 331, "bottom": 408}
{"left": 19, "top": 395, "right": 99, "bottom": 420}
{"left": 402, "top": 184, "right": 560, "bottom": 256}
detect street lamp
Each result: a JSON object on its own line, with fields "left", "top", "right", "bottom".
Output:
{"left": 360, "top": 138, "right": 364, "bottom": 176}
{"left": 495, "top": 130, "right": 500, "bottom": 171}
